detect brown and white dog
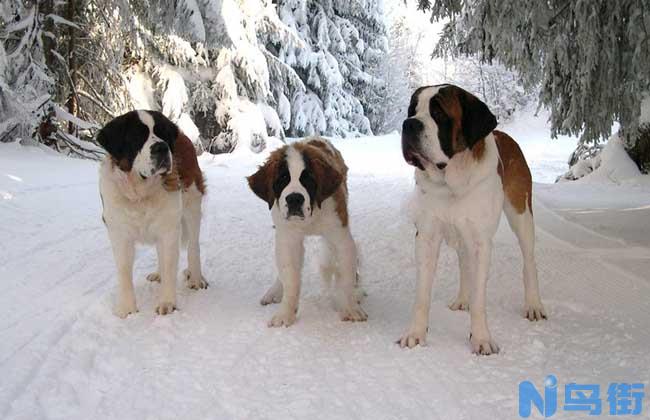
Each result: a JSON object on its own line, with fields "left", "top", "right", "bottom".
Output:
{"left": 398, "top": 84, "right": 547, "bottom": 355}
{"left": 98, "top": 110, "right": 207, "bottom": 318}
{"left": 247, "top": 138, "right": 367, "bottom": 327}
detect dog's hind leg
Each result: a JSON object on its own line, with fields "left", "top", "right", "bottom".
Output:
{"left": 146, "top": 242, "right": 162, "bottom": 283}
{"left": 504, "top": 201, "right": 547, "bottom": 321}
{"left": 318, "top": 238, "right": 338, "bottom": 291}
{"left": 324, "top": 228, "right": 367, "bottom": 322}
{"left": 182, "top": 187, "right": 208, "bottom": 290}
{"left": 320, "top": 237, "right": 366, "bottom": 303}
{"left": 449, "top": 245, "right": 471, "bottom": 311}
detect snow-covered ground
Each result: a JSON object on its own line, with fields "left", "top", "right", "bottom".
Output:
{"left": 1, "top": 121, "right": 649, "bottom": 419}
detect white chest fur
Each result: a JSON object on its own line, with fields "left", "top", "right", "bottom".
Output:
{"left": 412, "top": 134, "right": 504, "bottom": 246}
{"left": 99, "top": 159, "right": 182, "bottom": 244}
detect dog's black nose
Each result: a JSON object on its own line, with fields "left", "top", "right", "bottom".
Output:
{"left": 435, "top": 162, "right": 447, "bottom": 170}
{"left": 151, "top": 142, "right": 169, "bottom": 156}
{"left": 402, "top": 118, "right": 424, "bottom": 135}
{"left": 286, "top": 193, "right": 305, "bottom": 210}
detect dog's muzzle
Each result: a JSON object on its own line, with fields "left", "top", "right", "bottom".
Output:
{"left": 151, "top": 142, "right": 171, "bottom": 173}
{"left": 285, "top": 193, "right": 305, "bottom": 219}
{"left": 401, "top": 118, "right": 427, "bottom": 170}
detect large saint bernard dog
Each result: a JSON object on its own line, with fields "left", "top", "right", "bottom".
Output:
{"left": 247, "top": 138, "right": 367, "bottom": 327}
{"left": 97, "top": 110, "right": 208, "bottom": 318}
{"left": 398, "top": 84, "right": 547, "bottom": 355}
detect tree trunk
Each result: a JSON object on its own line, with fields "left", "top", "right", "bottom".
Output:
{"left": 66, "top": 0, "right": 78, "bottom": 135}
{"left": 626, "top": 124, "right": 650, "bottom": 173}
{"left": 41, "top": 0, "right": 57, "bottom": 77}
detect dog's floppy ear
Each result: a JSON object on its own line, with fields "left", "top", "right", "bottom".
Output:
{"left": 96, "top": 112, "right": 148, "bottom": 172}
{"left": 459, "top": 89, "right": 497, "bottom": 149}
{"left": 247, "top": 152, "right": 281, "bottom": 209}
{"left": 306, "top": 151, "right": 343, "bottom": 208}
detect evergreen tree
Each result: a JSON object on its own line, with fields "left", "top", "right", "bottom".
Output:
{"left": 270, "top": 0, "right": 387, "bottom": 137}
{"left": 419, "top": 0, "right": 650, "bottom": 171}
{"left": 1, "top": 0, "right": 389, "bottom": 155}
{"left": 373, "top": 13, "right": 424, "bottom": 133}
{"left": 0, "top": 1, "right": 55, "bottom": 143}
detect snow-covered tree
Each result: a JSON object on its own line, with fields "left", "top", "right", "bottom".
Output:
{"left": 372, "top": 13, "right": 424, "bottom": 133}
{"left": 445, "top": 56, "right": 534, "bottom": 124}
{"left": 0, "top": 1, "right": 54, "bottom": 143}
{"left": 419, "top": 0, "right": 650, "bottom": 171}
{"left": 269, "top": 0, "right": 387, "bottom": 137}
{"left": 2, "top": 0, "right": 389, "bottom": 155}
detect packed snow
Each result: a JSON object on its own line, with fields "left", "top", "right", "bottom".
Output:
{"left": 1, "top": 123, "right": 649, "bottom": 419}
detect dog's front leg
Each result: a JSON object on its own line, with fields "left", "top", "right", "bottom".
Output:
{"left": 156, "top": 229, "right": 180, "bottom": 315}
{"left": 328, "top": 228, "right": 367, "bottom": 322}
{"left": 461, "top": 230, "right": 499, "bottom": 355}
{"left": 108, "top": 231, "right": 137, "bottom": 318}
{"left": 268, "top": 229, "right": 304, "bottom": 327}
{"left": 399, "top": 225, "right": 442, "bottom": 348}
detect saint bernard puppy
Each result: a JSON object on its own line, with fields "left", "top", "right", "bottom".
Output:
{"left": 247, "top": 138, "right": 367, "bottom": 327}
{"left": 398, "top": 84, "right": 547, "bottom": 355}
{"left": 97, "top": 110, "right": 208, "bottom": 318}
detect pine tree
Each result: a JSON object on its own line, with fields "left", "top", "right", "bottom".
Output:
{"left": 0, "top": 1, "right": 55, "bottom": 143}
{"left": 2, "top": 0, "right": 390, "bottom": 155}
{"left": 372, "top": 13, "right": 424, "bottom": 133}
{"left": 270, "top": 0, "right": 387, "bottom": 137}
{"left": 419, "top": 0, "right": 650, "bottom": 171}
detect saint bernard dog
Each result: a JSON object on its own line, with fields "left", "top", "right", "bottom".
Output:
{"left": 247, "top": 138, "right": 367, "bottom": 327}
{"left": 398, "top": 84, "right": 547, "bottom": 355}
{"left": 97, "top": 110, "right": 208, "bottom": 318}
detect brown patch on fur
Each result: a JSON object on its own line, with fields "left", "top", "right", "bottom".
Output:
{"left": 333, "top": 186, "right": 349, "bottom": 226}
{"left": 432, "top": 88, "right": 466, "bottom": 154}
{"left": 433, "top": 85, "right": 498, "bottom": 155}
{"left": 162, "top": 167, "right": 181, "bottom": 192}
{"left": 112, "top": 157, "right": 132, "bottom": 172}
{"left": 494, "top": 130, "right": 533, "bottom": 214}
{"left": 247, "top": 147, "right": 284, "bottom": 209}
{"left": 471, "top": 138, "right": 486, "bottom": 161}
{"left": 173, "top": 133, "right": 205, "bottom": 194}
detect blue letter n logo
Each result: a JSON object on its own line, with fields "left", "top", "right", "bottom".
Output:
{"left": 519, "top": 375, "right": 558, "bottom": 418}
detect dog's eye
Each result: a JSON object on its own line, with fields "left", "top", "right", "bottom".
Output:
{"left": 429, "top": 101, "right": 448, "bottom": 123}
{"left": 299, "top": 170, "right": 316, "bottom": 190}
{"left": 277, "top": 172, "right": 289, "bottom": 183}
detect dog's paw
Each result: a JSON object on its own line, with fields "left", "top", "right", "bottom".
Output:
{"left": 260, "top": 281, "right": 283, "bottom": 306}
{"left": 155, "top": 301, "right": 176, "bottom": 316}
{"left": 340, "top": 304, "right": 368, "bottom": 322}
{"left": 524, "top": 300, "right": 547, "bottom": 321}
{"left": 267, "top": 310, "right": 296, "bottom": 327}
{"left": 260, "top": 293, "right": 282, "bottom": 306}
{"left": 146, "top": 272, "right": 161, "bottom": 283}
{"left": 398, "top": 327, "right": 428, "bottom": 348}
{"left": 449, "top": 297, "right": 469, "bottom": 311}
{"left": 469, "top": 333, "right": 499, "bottom": 355}
{"left": 183, "top": 269, "right": 208, "bottom": 290}
{"left": 115, "top": 300, "right": 138, "bottom": 318}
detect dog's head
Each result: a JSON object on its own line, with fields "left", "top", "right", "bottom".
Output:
{"left": 97, "top": 110, "right": 177, "bottom": 179}
{"left": 247, "top": 140, "right": 343, "bottom": 222}
{"left": 401, "top": 84, "right": 497, "bottom": 172}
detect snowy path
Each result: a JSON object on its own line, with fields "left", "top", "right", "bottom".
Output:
{"left": 1, "top": 136, "right": 649, "bottom": 420}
